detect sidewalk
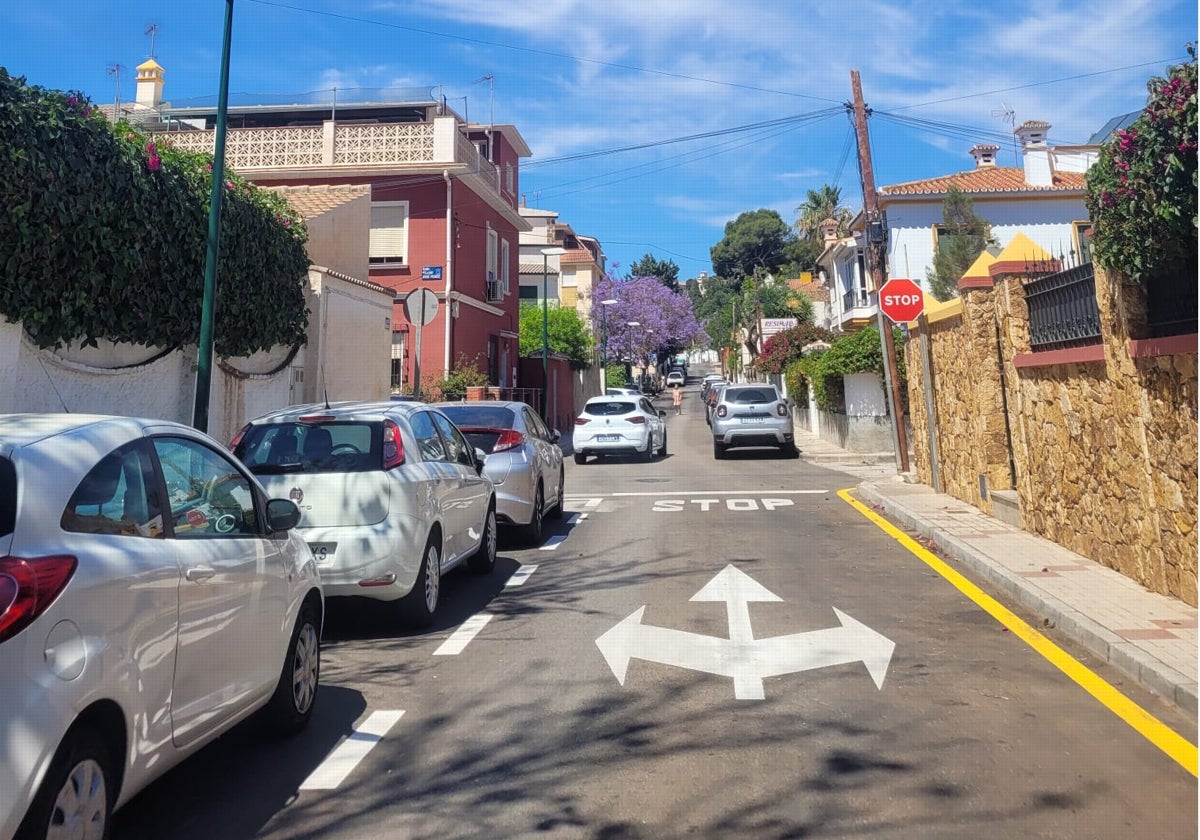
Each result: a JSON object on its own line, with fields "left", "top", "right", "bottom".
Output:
{"left": 794, "top": 428, "right": 1198, "bottom": 716}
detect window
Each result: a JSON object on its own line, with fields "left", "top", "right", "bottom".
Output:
{"left": 519, "top": 285, "right": 539, "bottom": 300}
{"left": 524, "top": 407, "right": 550, "bottom": 441}
{"left": 486, "top": 226, "right": 500, "bottom": 300}
{"left": 410, "top": 412, "right": 447, "bottom": 462}
{"left": 62, "top": 444, "right": 163, "bottom": 538}
{"left": 561, "top": 267, "right": 578, "bottom": 288}
{"left": 432, "top": 413, "right": 475, "bottom": 467}
{"left": 1073, "top": 222, "right": 1094, "bottom": 264}
{"left": 500, "top": 238, "right": 511, "bottom": 295}
{"left": 505, "top": 163, "right": 514, "bottom": 195}
{"left": 152, "top": 438, "right": 259, "bottom": 538}
{"left": 370, "top": 201, "right": 409, "bottom": 265}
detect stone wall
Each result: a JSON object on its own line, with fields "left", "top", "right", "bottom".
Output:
{"left": 907, "top": 262, "right": 1197, "bottom": 605}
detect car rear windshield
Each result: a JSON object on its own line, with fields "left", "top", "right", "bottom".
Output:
{"left": 724, "top": 387, "right": 779, "bottom": 404}
{"left": 438, "top": 406, "right": 517, "bottom": 453}
{"left": 235, "top": 421, "right": 381, "bottom": 474}
{"left": 0, "top": 457, "right": 15, "bottom": 537}
{"left": 585, "top": 401, "right": 636, "bottom": 417}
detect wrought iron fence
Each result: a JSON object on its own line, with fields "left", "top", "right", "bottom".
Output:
{"left": 1026, "top": 262, "right": 1102, "bottom": 350}
{"left": 1147, "top": 261, "right": 1198, "bottom": 338}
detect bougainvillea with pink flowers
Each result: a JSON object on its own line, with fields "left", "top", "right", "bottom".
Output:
{"left": 1085, "top": 47, "right": 1197, "bottom": 280}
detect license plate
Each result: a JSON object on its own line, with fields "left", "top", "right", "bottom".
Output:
{"left": 741, "top": 416, "right": 766, "bottom": 424}
{"left": 597, "top": 434, "right": 621, "bottom": 442}
{"left": 308, "top": 542, "right": 337, "bottom": 562}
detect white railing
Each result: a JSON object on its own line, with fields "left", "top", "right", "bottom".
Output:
{"left": 455, "top": 132, "right": 498, "bottom": 186}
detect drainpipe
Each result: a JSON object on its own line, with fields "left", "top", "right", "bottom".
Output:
{"left": 444, "top": 170, "right": 453, "bottom": 373}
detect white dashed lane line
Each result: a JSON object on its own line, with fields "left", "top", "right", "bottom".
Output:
{"left": 538, "top": 535, "right": 567, "bottom": 551}
{"left": 505, "top": 565, "right": 538, "bottom": 587}
{"left": 433, "top": 613, "right": 494, "bottom": 655}
{"left": 299, "top": 710, "right": 405, "bottom": 791}
{"left": 566, "top": 512, "right": 588, "bottom": 525}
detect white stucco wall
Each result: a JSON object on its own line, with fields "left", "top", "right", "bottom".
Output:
{"left": 304, "top": 268, "right": 393, "bottom": 404}
{"left": 302, "top": 188, "right": 371, "bottom": 281}
{"left": 844, "top": 371, "right": 887, "bottom": 417}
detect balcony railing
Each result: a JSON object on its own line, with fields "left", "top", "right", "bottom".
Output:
{"left": 1026, "top": 262, "right": 1102, "bottom": 350}
{"left": 842, "top": 289, "right": 874, "bottom": 311}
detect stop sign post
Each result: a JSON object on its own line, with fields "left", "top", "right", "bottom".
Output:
{"left": 879, "top": 278, "right": 925, "bottom": 323}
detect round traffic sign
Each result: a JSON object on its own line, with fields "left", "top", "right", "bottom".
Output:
{"left": 403, "top": 288, "right": 440, "bottom": 326}
{"left": 878, "top": 278, "right": 925, "bottom": 323}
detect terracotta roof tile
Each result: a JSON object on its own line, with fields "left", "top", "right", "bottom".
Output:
{"left": 879, "top": 166, "right": 1086, "bottom": 197}
{"left": 268, "top": 184, "right": 370, "bottom": 220}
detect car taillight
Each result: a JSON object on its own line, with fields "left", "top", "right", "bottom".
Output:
{"left": 776, "top": 403, "right": 788, "bottom": 417}
{"left": 575, "top": 417, "right": 590, "bottom": 426}
{"left": 717, "top": 406, "right": 727, "bottom": 418}
{"left": 383, "top": 419, "right": 405, "bottom": 469}
{"left": 493, "top": 429, "right": 525, "bottom": 453}
{"left": 629, "top": 416, "right": 646, "bottom": 424}
{"left": 0, "top": 555, "right": 78, "bottom": 644}
{"left": 228, "top": 423, "right": 251, "bottom": 450}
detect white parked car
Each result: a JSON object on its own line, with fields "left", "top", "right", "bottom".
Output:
{"left": 435, "top": 401, "right": 565, "bottom": 545}
{"left": 0, "top": 414, "right": 322, "bottom": 840}
{"left": 232, "top": 401, "right": 497, "bottom": 626}
{"left": 573, "top": 395, "right": 667, "bottom": 464}
{"left": 665, "top": 370, "right": 686, "bottom": 387}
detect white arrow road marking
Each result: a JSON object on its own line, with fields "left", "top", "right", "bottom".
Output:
{"left": 565, "top": 497, "right": 602, "bottom": 508}
{"left": 567, "top": 512, "right": 588, "bottom": 525}
{"left": 538, "top": 535, "right": 567, "bottom": 551}
{"left": 299, "top": 710, "right": 404, "bottom": 790}
{"left": 434, "top": 613, "right": 493, "bottom": 655}
{"left": 505, "top": 565, "right": 538, "bottom": 587}
{"left": 595, "top": 565, "right": 895, "bottom": 699}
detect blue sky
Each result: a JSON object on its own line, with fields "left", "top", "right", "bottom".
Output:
{"left": 3, "top": 1, "right": 1195, "bottom": 277}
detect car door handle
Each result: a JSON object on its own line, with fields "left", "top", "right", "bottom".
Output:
{"left": 185, "top": 566, "right": 216, "bottom": 582}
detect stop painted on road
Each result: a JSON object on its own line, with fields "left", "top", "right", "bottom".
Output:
{"left": 652, "top": 498, "right": 795, "bottom": 512}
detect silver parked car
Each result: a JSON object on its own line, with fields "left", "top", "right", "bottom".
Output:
{"left": 232, "top": 401, "right": 497, "bottom": 627}
{"left": 0, "top": 414, "right": 322, "bottom": 840}
{"left": 436, "top": 401, "right": 565, "bottom": 545}
{"left": 710, "top": 383, "right": 797, "bottom": 458}
{"left": 573, "top": 395, "right": 667, "bottom": 464}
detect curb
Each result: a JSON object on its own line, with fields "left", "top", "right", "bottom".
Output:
{"left": 856, "top": 481, "right": 1198, "bottom": 716}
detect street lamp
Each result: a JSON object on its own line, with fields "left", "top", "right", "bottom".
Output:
{"left": 625, "top": 320, "right": 639, "bottom": 387}
{"left": 599, "top": 298, "right": 617, "bottom": 392}
{"left": 540, "top": 246, "right": 568, "bottom": 418}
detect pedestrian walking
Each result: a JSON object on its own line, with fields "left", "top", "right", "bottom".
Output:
{"left": 672, "top": 384, "right": 683, "bottom": 415}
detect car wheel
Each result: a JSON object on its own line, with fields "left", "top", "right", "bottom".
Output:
{"left": 17, "top": 727, "right": 114, "bottom": 840}
{"left": 639, "top": 436, "right": 653, "bottom": 462}
{"left": 780, "top": 443, "right": 800, "bottom": 459}
{"left": 469, "top": 505, "right": 497, "bottom": 574}
{"left": 574, "top": 452, "right": 586, "bottom": 465}
{"left": 657, "top": 430, "right": 668, "bottom": 458}
{"left": 401, "top": 534, "right": 441, "bottom": 626}
{"left": 546, "top": 466, "right": 565, "bottom": 519}
{"left": 713, "top": 440, "right": 726, "bottom": 460}
{"left": 263, "top": 599, "right": 321, "bottom": 735}
{"left": 522, "top": 484, "right": 544, "bottom": 545}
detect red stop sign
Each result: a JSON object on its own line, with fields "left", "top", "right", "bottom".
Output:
{"left": 879, "top": 278, "right": 925, "bottom": 323}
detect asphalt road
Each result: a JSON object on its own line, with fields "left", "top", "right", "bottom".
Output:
{"left": 115, "top": 377, "right": 1198, "bottom": 839}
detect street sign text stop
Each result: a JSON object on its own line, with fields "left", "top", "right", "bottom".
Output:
{"left": 879, "top": 278, "right": 925, "bottom": 323}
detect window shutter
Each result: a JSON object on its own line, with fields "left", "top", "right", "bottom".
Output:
{"left": 370, "top": 203, "right": 408, "bottom": 263}
{"left": 500, "top": 239, "right": 510, "bottom": 294}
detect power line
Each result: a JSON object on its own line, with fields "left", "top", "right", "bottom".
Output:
{"left": 244, "top": 0, "right": 842, "bottom": 104}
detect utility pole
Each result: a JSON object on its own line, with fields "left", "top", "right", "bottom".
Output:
{"left": 850, "top": 69, "right": 910, "bottom": 473}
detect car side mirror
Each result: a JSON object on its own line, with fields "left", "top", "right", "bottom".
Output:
{"left": 474, "top": 447, "right": 487, "bottom": 475}
{"left": 550, "top": 429, "right": 562, "bottom": 443}
{"left": 266, "top": 498, "right": 302, "bottom": 532}
{"left": 658, "top": 410, "right": 667, "bottom": 419}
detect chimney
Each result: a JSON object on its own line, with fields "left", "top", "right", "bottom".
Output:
{"left": 819, "top": 217, "right": 840, "bottom": 246}
{"left": 1015, "top": 120, "right": 1053, "bottom": 187}
{"left": 134, "top": 58, "right": 165, "bottom": 109}
{"left": 969, "top": 143, "right": 1000, "bottom": 169}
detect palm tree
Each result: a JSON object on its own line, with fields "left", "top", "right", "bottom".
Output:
{"left": 795, "top": 184, "right": 852, "bottom": 243}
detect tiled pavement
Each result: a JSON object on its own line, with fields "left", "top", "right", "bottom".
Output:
{"left": 794, "top": 427, "right": 1197, "bottom": 715}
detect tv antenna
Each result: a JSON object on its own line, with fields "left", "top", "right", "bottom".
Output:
{"left": 145, "top": 23, "right": 159, "bottom": 59}
{"left": 107, "top": 63, "right": 125, "bottom": 114}
{"left": 991, "top": 102, "right": 1019, "bottom": 166}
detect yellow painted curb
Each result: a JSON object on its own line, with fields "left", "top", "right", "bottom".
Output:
{"left": 838, "top": 487, "right": 1198, "bottom": 778}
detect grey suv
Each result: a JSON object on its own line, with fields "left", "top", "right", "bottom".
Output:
{"left": 710, "top": 384, "right": 797, "bottom": 458}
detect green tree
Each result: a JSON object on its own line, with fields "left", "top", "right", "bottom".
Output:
{"left": 795, "top": 184, "right": 852, "bottom": 242}
{"left": 710, "top": 209, "right": 793, "bottom": 281}
{"left": 629, "top": 254, "right": 680, "bottom": 291}
{"left": 518, "top": 303, "right": 594, "bottom": 369}
{"left": 924, "top": 185, "right": 995, "bottom": 302}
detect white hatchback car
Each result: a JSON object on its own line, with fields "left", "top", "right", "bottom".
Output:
{"left": 573, "top": 395, "right": 667, "bottom": 464}
{"left": 232, "top": 401, "right": 497, "bottom": 626}
{"left": 0, "top": 414, "right": 322, "bottom": 840}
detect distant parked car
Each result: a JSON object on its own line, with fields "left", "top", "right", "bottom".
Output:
{"left": 573, "top": 395, "right": 667, "bottom": 464}
{"left": 0, "top": 414, "right": 322, "bottom": 840}
{"left": 665, "top": 370, "right": 686, "bottom": 387}
{"left": 704, "top": 381, "right": 729, "bottom": 424}
{"left": 232, "top": 401, "right": 497, "bottom": 627}
{"left": 606, "top": 386, "right": 642, "bottom": 397}
{"left": 436, "top": 401, "right": 565, "bottom": 545}
{"left": 710, "top": 383, "right": 797, "bottom": 458}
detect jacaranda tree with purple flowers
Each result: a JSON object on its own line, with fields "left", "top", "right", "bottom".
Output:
{"left": 591, "top": 274, "right": 707, "bottom": 369}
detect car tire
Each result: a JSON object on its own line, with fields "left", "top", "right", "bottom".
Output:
{"left": 657, "top": 431, "right": 668, "bottom": 458}
{"left": 401, "top": 534, "right": 442, "bottom": 626}
{"left": 16, "top": 727, "right": 115, "bottom": 840}
{"left": 713, "top": 440, "right": 726, "bottom": 460}
{"left": 469, "top": 505, "right": 497, "bottom": 574}
{"left": 522, "top": 484, "right": 544, "bottom": 545}
{"left": 546, "top": 466, "right": 565, "bottom": 519}
{"left": 262, "top": 599, "right": 321, "bottom": 735}
{"left": 574, "top": 452, "right": 586, "bottom": 465}
{"left": 780, "top": 443, "right": 800, "bottom": 459}
{"left": 639, "top": 437, "right": 653, "bottom": 463}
